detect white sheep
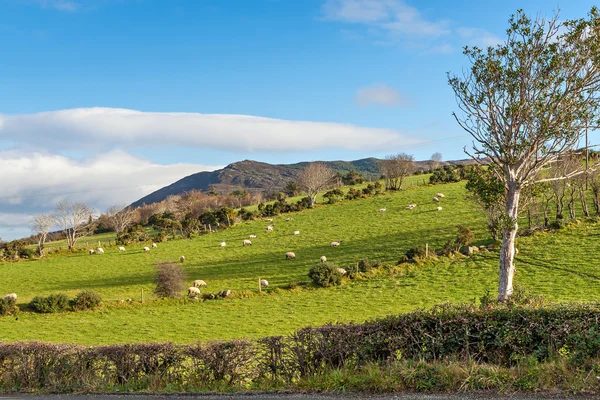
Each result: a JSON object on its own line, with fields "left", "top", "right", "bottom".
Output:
{"left": 143, "top": 246, "right": 150, "bottom": 252}
{"left": 219, "top": 289, "right": 231, "bottom": 298}
{"left": 2, "top": 293, "right": 17, "bottom": 301}
{"left": 337, "top": 268, "right": 347, "bottom": 275}
{"left": 193, "top": 279, "right": 207, "bottom": 287}
{"left": 180, "top": 255, "right": 185, "bottom": 263}
{"left": 378, "top": 208, "right": 387, "bottom": 212}
{"left": 266, "top": 218, "right": 273, "bottom": 222}
{"left": 320, "top": 256, "right": 327, "bottom": 263}
{"left": 293, "top": 230, "right": 300, "bottom": 235}
{"left": 266, "top": 225, "right": 274, "bottom": 232}
{"left": 188, "top": 287, "right": 201, "bottom": 296}
{"left": 285, "top": 217, "right": 293, "bottom": 221}
{"left": 249, "top": 234, "right": 257, "bottom": 239}
{"left": 330, "top": 241, "right": 341, "bottom": 247}
{"left": 260, "top": 279, "right": 269, "bottom": 288}
{"left": 433, "top": 196, "right": 440, "bottom": 202}
{"left": 220, "top": 241, "right": 227, "bottom": 247}
{"left": 285, "top": 251, "right": 296, "bottom": 260}
{"left": 88, "top": 249, "right": 95, "bottom": 255}
{"left": 243, "top": 239, "right": 252, "bottom": 246}
{"left": 436, "top": 193, "right": 445, "bottom": 198}
{"left": 151, "top": 243, "right": 158, "bottom": 248}
{"left": 437, "top": 206, "right": 443, "bottom": 211}
{"left": 118, "top": 246, "right": 126, "bottom": 252}
{"left": 96, "top": 248, "right": 104, "bottom": 254}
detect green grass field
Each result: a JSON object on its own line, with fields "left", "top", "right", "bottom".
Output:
{"left": 1, "top": 178, "right": 599, "bottom": 344}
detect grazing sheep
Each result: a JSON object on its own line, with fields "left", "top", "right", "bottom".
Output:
{"left": 433, "top": 196, "right": 440, "bottom": 202}
{"left": 143, "top": 246, "right": 150, "bottom": 252}
{"left": 219, "top": 289, "right": 231, "bottom": 298}
{"left": 188, "top": 287, "right": 201, "bottom": 296}
{"left": 436, "top": 193, "right": 445, "bottom": 198}
{"left": 260, "top": 279, "right": 269, "bottom": 288}
{"left": 320, "top": 256, "right": 327, "bottom": 263}
{"left": 437, "top": 206, "right": 443, "bottom": 211}
{"left": 88, "top": 249, "right": 95, "bottom": 255}
{"left": 180, "top": 255, "right": 185, "bottom": 263}
{"left": 405, "top": 204, "right": 417, "bottom": 210}
{"left": 337, "top": 268, "right": 347, "bottom": 275}
{"left": 96, "top": 248, "right": 104, "bottom": 254}
{"left": 2, "top": 293, "right": 17, "bottom": 301}
{"left": 266, "top": 225, "right": 274, "bottom": 232}
{"left": 193, "top": 280, "right": 207, "bottom": 287}
{"left": 285, "top": 217, "right": 293, "bottom": 221}
{"left": 266, "top": 218, "right": 273, "bottom": 222}
{"left": 285, "top": 251, "right": 296, "bottom": 260}
{"left": 151, "top": 243, "right": 158, "bottom": 248}
{"left": 243, "top": 239, "right": 252, "bottom": 246}
{"left": 249, "top": 234, "right": 257, "bottom": 239}
{"left": 378, "top": 208, "right": 387, "bottom": 212}
{"left": 330, "top": 241, "right": 341, "bottom": 247}
{"left": 293, "top": 230, "right": 300, "bottom": 235}
{"left": 220, "top": 242, "right": 226, "bottom": 247}
{"left": 118, "top": 246, "right": 126, "bottom": 252}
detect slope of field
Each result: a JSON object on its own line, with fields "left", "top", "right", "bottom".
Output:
{"left": 1, "top": 180, "right": 599, "bottom": 344}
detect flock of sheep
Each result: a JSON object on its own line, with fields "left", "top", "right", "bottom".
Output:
{"left": 28, "top": 190, "right": 448, "bottom": 303}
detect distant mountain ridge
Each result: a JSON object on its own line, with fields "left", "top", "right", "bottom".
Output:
{"left": 130, "top": 157, "right": 478, "bottom": 208}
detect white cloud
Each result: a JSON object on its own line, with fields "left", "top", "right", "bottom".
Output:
{"left": 355, "top": 84, "right": 406, "bottom": 107}
{"left": 0, "top": 149, "right": 221, "bottom": 240}
{"left": 456, "top": 27, "right": 502, "bottom": 48}
{"left": 0, "top": 107, "right": 423, "bottom": 152}
{"left": 322, "top": 0, "right": 450, "bottom": 37}
{"left": 25, "top": 0, "right": 80, "bottom": 11}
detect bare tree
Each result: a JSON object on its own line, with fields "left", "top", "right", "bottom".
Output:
{"left": 449, "top": 9, "right": 600, "bottom": 301}
{"left": 379, "top": 153, "right": 415, "bottom": 190}
{"left": 105, "top": 205, "right": 135, "bottom": 234}
{"left": 30, "top": 214, "right": 54, "bottom": 257}
{"left": 53, "top": 200, "right": 95, "bottom": 250}
{"left": 297, "top": 162, "right": 335, "bottom": 207}
{"left": 430, "top": 152, "right": 443, "bottom": 170}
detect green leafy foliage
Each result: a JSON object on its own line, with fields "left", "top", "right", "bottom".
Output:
{"left": 308, "top": 263, "right": 343, "bottom": 287}
{"left": 71, "top": 290, "right": 102, "bottom": 311}
{"left": 29, "top": 293, "right": 70, "bottom": 313}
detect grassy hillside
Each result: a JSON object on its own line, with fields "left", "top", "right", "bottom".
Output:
{"left": 1, "top": 178, "right": 599, "bottom": 344}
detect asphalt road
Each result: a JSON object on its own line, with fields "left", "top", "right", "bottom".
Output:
{"left": 0, "top": 393, "right": 596, "bottom": 400}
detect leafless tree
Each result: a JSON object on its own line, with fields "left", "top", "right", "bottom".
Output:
{"left": 430, "top": 152, "right": 443, "bottom": 170}
{"left": 53, "top": 200, "right": 95, "bottom": 250}
{"left": 297, "top": 162, "right": 336, "bottom": 207}
{"left": 30, "top": 214, "right": 54, "bottom": 256}
{"left": 449, "top": 9, "right": 600, "bottom": 301}
{"left": 105, "top": 205, "right": 135, "bottom": 234}
{"left": 379, "top": 153, "right": 415, "bottom": 190}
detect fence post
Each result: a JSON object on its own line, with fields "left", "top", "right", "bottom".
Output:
{"left": 141, "top": 288, "right": 144, "bottom": 304}
{"left": 426, "top": 243, "right": 429, "bottom": 257}
{"left": 258, "top": 278, "right": 261, "bottom": 293}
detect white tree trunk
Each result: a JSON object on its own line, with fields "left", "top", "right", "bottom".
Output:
{"left": 498, "top": 180, "right": 520, "bottom": 302}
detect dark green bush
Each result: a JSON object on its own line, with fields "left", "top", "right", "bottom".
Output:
{"left": 29, "top": 293, "right": 70, "bottom": 313}
{"left": 0, "top": 297, "right": 17, "bottom": 316}
{"left": 308, "top": 263, "right": 343, "bottom": 287}
{"left": 441, "top": 225, "right": 475, "bottom": 255}
{"left": 71, "top": 290, "right": 102, "bottom": 311}
{"left": 405, "top": 245, "right": 428, "bottom": 260}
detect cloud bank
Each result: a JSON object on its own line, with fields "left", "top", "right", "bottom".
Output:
{"left": 0, "top": 150, "right": 220, "bottom": 240}
{"left": 0, "top": 107, "right": 422, "bottom": 152}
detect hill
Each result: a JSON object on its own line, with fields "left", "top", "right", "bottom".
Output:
{"left": 130, "top": 157, "right": 479, "bottom": 208}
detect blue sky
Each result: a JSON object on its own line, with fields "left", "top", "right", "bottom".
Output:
{"left": 0, "top": 0, "right": 597, "bottom": 239}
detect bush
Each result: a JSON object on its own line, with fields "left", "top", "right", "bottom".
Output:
{"left": 71, "top": 290, "right": 102, "bottom": 311}
{"left": 29, "top": 293, "right": 70, "bottom": 313}
{"left": 155, "top": 261, "right": 187, "bottom": 298}
{"left": 308, "top": 263, "right": 343, "bottom": 287}
{"left": 0, "top": 297, "right": 17, "bottom": 316}
{"left": 405, "top": 245, "right": 428, "bottom": 260}
{"left": 441, "top": 225, "right": 475, "bottom": 255}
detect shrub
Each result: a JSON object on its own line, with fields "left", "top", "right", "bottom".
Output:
{"left": 308, "top": 263, "right": 343, "bottom": 287}
{"left": 155, "top": 261, "right": 187, "bottom": 298}
{"left": 0, "top": 297, "right": 17, "bottom": 316}
{"left": 71, "top": 290, "right": 102, "bottom": 311}
{"left": 323, "top": 188, "right": 344, "bottom": 204}
{"left": 441, "top": 225, "right": 475, "bottom": 255}
{"left": 29, "top": 293, "right": 70, "bottom": 313}
{"left": 405, "top": 245, "right": 428, "bottom": 260}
